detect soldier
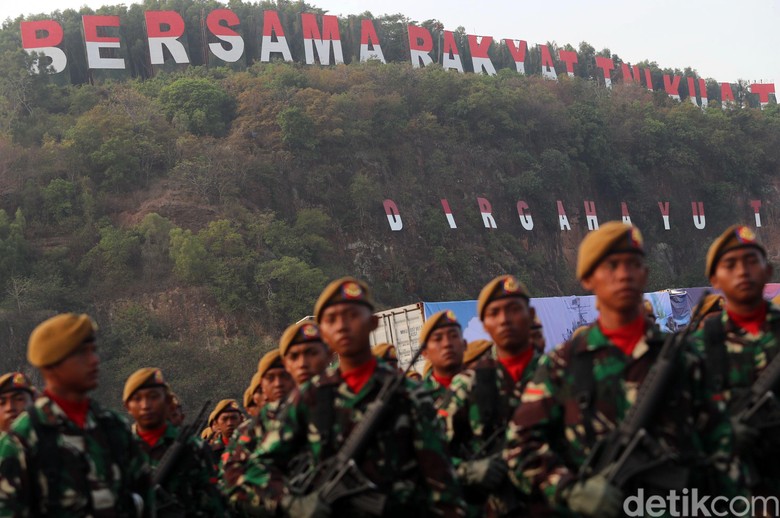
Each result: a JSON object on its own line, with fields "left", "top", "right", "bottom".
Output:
{"left": 280, "top": 321, "right": 329, "bottom": 387}
{"left": 208, "top": 399, "right": 243, "bottom": 461}
{"left": 225, "top": 277, "right": 466, "bottom": 517}
{"left": 504, "top": 222, "right": 736, "bottom": 517}
{"left": 691, "top": 225, "right": 780, "bottom": 500}
{"left": 419, "top": 310, "right": 466, "bottom": 410}
{"left": 0, "top": 313, "right": 151, "bottom": 516}
{"left": 462, "top": 340, "right": 493, "bottom": 369}
{"left": 123, "top": 368, "right": 225, "bottom": 516}
{"left": 372, "top": 343, "right": 400, "bottom": 371}
{"left": 444, "top": 275, "right": 541, "bottom": 517}
{"left": 243, "top": 373, "right": 262, "bottom": 418}
{"left": 529, "top": 315, "right": 546, "bottom": 354}
{"left": 0, "top": 373, "right": 34, "bottom": 435}
{"left": 168, "top": 392, "right": 185, "bottom": 427}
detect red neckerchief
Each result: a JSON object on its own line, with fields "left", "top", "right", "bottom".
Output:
{"left": 137, "top": 424, "right": 167, "bottom": 447}
{"left": 599, "top": 314, "right": 646, "bottom": 356}
{"left": 45, "top": 390, "right": 90, "bottom": 429}
{"left": 498, "top": 347, "right": 534, "bottom": 383}
{"left": 728, "top": 302, "right": 767, "bottom": 335}
{"left": 432, "top": 373, "right": 454, "bottom": 388}
{"left": 222, "top": 433, "right": 231, "bottom": 446}
{"left": 341, "top": 357, "right": 377, "bottom": 394}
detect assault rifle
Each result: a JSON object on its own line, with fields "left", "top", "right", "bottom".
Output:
{"left": 288, "top": 345, "right": 428, "bottom": 515}
{"left": 732, "top": 347, "right": 780, "bottom": 429}
{"left": 151, "top": 400, "right": 211, "bottom": 498}
{"left": 578, "top": 295, "right": 711, "bottom": 489}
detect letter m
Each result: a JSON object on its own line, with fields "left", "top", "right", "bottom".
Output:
{"left": 301, "top": 13, "right": 344, "bottom": 65}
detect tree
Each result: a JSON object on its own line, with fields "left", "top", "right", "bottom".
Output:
{"left": 159, "top": 77, "right": 236, "bottom": 136}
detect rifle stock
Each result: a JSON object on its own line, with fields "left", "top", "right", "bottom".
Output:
{"left": 152, "top": 399, "right": 211, "bottom": 488}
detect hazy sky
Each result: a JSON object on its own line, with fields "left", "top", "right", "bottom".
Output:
{"left": 2, "top": 0, "right": 777, "bottom": 84}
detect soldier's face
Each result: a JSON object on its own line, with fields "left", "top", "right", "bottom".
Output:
{"left": 215, "top": 411, "right": 241, "bottom": 438}
{"left": 711, "top": 248, "right": 772, "bottom": 307}
{"left": 284, "top": 342, "right": 330, "bottom": 386}
{"left": 168, "top": 403, "right": 185, "bottom": 427}
{"left": 319, "top": 304, "right": 378, "bottom": 359}
{"left": 0, "top": 390, "right": 32, "bottom": 432}
{"left": 582, "top": 253, "right": 648, "bottom": 315}
{"left": 126, "top": 387, "right": 168, "bottom": 431}
{"left": 260, "top": 367, "right": 294, "bottom": 403}
{"left": 252, "top": 389, "right": 265, "bottom": 409}
{"left": 45, "top": 340, "right": 100, "bottom": 394}
{"left": 424, "top": 326, "right": 465, "bottom": 376}
{"left": 482, "top": 298, "right": 534, "bottom": 353}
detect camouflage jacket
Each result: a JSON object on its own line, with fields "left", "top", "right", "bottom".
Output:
{"left": 220, "top": 400, "right": 287, "bottom": 499}
{"left": 419, "top": 373, "right": 455, "bottom": 413}
{"left": 134, "top": 422, "right": 225, "bottom": 517}
{"left": 0, "top": 396, "right": 151, "bottom": 517}
{"left": 689, "top": 304, "right": 780, "bottom": 492}
{"left": 225, "top": 359, "right": 466, "bottom": 517}
{"left": 504, "top": 322, "right": 737, "bottom": 510}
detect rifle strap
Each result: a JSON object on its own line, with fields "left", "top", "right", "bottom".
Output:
{"left": 473, "top": 367, "right": 501, "bottom": 440}
{"left": 571, "top": 344, "right": 597, "bottom": 445}
{"left": 312, "top": 384, "right": 336, "bottom": 457}
{"left": 703, "top": 316, "right": 729, "bottom": 395}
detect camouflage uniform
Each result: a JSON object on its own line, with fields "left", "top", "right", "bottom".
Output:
{"left": 444, "top": 353, "right": 540, "bottom": 517}
{"left": 135, "top": 423, "right": 225, "bottom": 517}
{"left": 419, "top": 373, "right": 454, "bottom": 412}
{"left": 0, "top": 396, "right": 151, "bottom": 517}
{"left": 504, "top": 322, "right": 737, "bottom": 513}
{"left": 225, "top": 359, "right": 466, "bottom": 517}
{"left": 690, "top": 304, "right": 780, "bottom": 495}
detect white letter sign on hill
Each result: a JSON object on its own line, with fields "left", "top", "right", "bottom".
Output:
{"left": 20, "top": 20, "right": 67, "bottom": 73}
{"left": 260, "top": 10, "right": 292, "bottom": 63}
{"left": 539, "top": 44, "right": 557, "bottom": 81}
{"left": 384, "top": 200, "right": 403, "bottom": 231}
{"left": 301, "top": 13, "right": 344, "bottom": 65}
{"left": 408, "top": 25, "right": 433, "bottom": 68}
{"left": 468, "top": 35, "right": 495, "bottom": 76}
{"left": 146, "top": 11, "right": 190, "bottom": 65}
{"left": 360, "top": 19, "right": 385, "bottom": 63}
{"left": 442, "top": 30, "right": 464, "bottom": 73}
{"left": 83, "top": 15, "right": 125, "bottom": 69}
{"left": 207, "top": 9, "right": 244, "bottom": 63}
{"left": 504, "top": 39, "right": 527, "bottom": 74}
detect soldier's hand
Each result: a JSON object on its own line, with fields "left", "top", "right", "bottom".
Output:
{"left": 563, "top": 474, "right": 623, "bottom": 517}
{"left": 730, "top": 416, "right": 760, "bottom": 453}
{"left": 281, "top": 492, "right": 332, "bottom": 518}
{"left": 460, "top": 455, "right": 508, "bottom": 489}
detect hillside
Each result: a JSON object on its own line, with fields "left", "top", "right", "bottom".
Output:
{"left": 1, "top": 8, "right": 779, "bottom": 408}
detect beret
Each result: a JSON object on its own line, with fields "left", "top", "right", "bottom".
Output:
{"left": 422, "top": 360, "right": 433, "bottom": 378}
{"left": 28, "top": 313, "right": 97, "bottom": 368}
{"left": 123, "top": 367, "right": 168, "bottom": 403}
{"left": 643, "top": 300, "right": 654, "bottom": 315}
{"left": 463, "top": 339, "right": 493, "bottom": 365}
{"left": 576, "top": 222, "right": 644, "bottom": 280}
{"left": 257, "top": 350, "right": 285, "bottom": 380}
{"left": 372, "top": 343, "right": 397, "bottom": 360}
{"left": 244, "top": 372, "right": 262, "bottom": 409}
{"left": 0, "top": 372, "right": 34, "bottom": 396}
{"left": 200, "top": 426, "right": 212, "bottom": 440}
{"left": 243, "top": 386, "right": 255, "bottom": 410}
{"left": 477, "top": 275, "right": 531, "bottom": 320}
{"left": 279, "top": 321, "right": 324, "bottom": 357}
{"left": 705, "top": 225, "right": 766, "bottom": 278}
{"left": 314, "top": 277, "right": 374, "bottom": 322}
{"left": 699, "top": 294, "right": 725, "bottom": 316}
{"left": 772, "top": 294, "right": 780, "bottom": 307}
{"left": 419, "top": 310, "right": 461, "bottom": 346}
{"left": 208, "top": 399, "right": 241, "bottom": 426}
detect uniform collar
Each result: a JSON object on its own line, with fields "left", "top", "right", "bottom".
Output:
{"left": 35, "top": 395, "right": 101, "bottom": 430}
{"left": 573, "top": 319, "right": 662, "bottom": 359}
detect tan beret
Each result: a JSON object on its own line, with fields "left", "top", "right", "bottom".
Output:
{"left": 243, "top": 387, "right": 255, "bottom": 410}
{"left": 643, "top": 300, "right": 654, "bottom": 315}
{"left": 257, "top": 350, "right": 285, "bottom": 380}
{"left": 28, "top": 313, "right": 97, "bottom": 368}
{"left": 772, "top": 294, "right": 780, "bottom": 307}
{"left": 279, "top": 321, "right": 324, "bottom": 357}
{"left": 422, "top": 360, "right": 433, "bottom": 378}
{"left": 419, "top": 310, "right": 461, "bottom": 346}
{"left": 477, "top": 275, "right": 531, "bottom": 320}
{"left": 571, "top": 325, "right": 591, "bottom": 340}
{"left": 699, "top": 294, "right": 725, "bottom": 316}
{"left": 244, "top": 372, "right": 262, "bottom": 409}
{"left": 314, "top": 277, "right": 374, "bottom": 322}
{"left": 463, "top": 339, "right": 493, "bottom": 365}
{"left": 123, "top": 367, "right": 168, "bottom": 403}
{"left": 208, "top": 398, "right": 241, "bottom": 426}
{"left": 372, "top": 343, "right": 397, "bottom": 360}
{"left": 405, "top": 370, "right": 422, "bottom": 381}
{"left": 576, "top": 221, "right": 644, "bottom": 280}
{"left": 200, "top": 426, "right": 212, "bottom": 440}
{"left": 705, "top": 225, "right": 765, "bottom": 278}
{"left": 0, "top": 372, "right": 34, "bottom": 396}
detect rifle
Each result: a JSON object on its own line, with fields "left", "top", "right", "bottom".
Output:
{"left": 288, "top": 346, "right": 428, "bottom": 515}
{"left": 152, "top": 400, "right": 211, "bottom": 488}
{"left": 732, "top": 347, "right": 780, "bottom": 429}
{"left": 578, "top": 294, "right": 711, "bottom": 489}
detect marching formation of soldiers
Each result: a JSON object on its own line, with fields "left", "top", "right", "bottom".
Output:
{"left": 0, "top": 221, "right": 778, "bottom": 517}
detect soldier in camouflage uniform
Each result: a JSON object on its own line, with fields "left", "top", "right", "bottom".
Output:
{"left": 529, "top": 315, "right": 546, "bottom": 354}
{"left": 168, "top": 392, "right": 185, "bottom": 427}
{"left": 225, "top": 277, "right": 466, "bottom": 517}
{"left": 690, "top": 225, "right": 780, "bottom": 503}
{"left": 221, "top": 349, "right": 295, "bottom": 499}
{"left": 123, "top": 368, "right": 225, "bottom": 517}
{"left": 419, "top": 311, "right": 465, "bottom": 411}
{"left": 0, "top": 313, "right": 151, "bottom": 517}
{"left": 372, "top": 343, "right": 400, "bottom": 371}
{"left": 207, "top": 399, "right": 243, "bottom": 463}
{"left": 444, "top": 275, "right": 541, "bottom": 517}
{"left": 504, "top": 222, "right": 736, "bottom": 517}
{"left": 0, "top": 373, "right": 34, "bottom": 435}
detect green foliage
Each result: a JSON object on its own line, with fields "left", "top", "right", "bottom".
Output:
{"left": 159, "top": 77, "right": 236, "bottom": 136}
{"left": 255, "top": 256, "right": 327, "bottom": 325}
